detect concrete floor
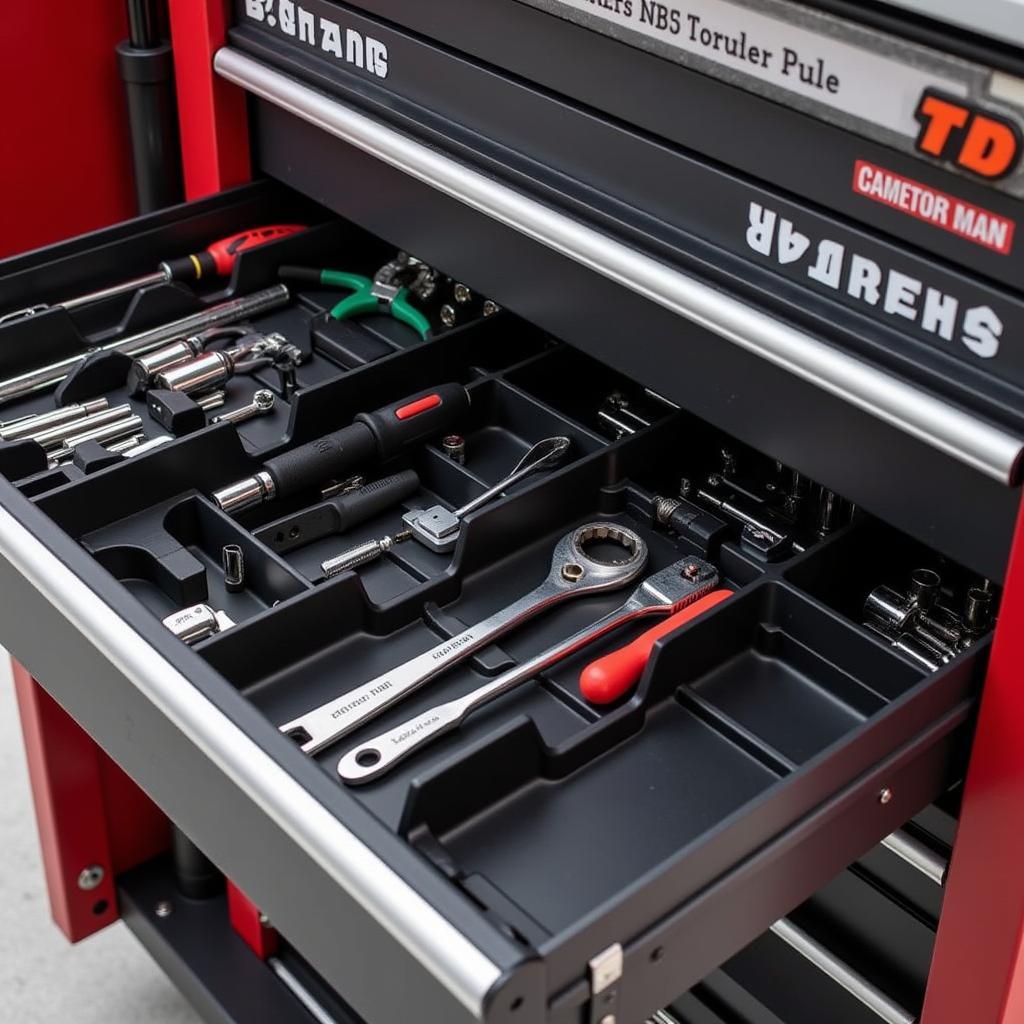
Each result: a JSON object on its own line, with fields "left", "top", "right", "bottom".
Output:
{"left": 0, "top": 655, "right": 201, "bottom": 1023}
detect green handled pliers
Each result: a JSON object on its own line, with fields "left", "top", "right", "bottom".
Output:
{"left": 280, "top": 260, "right": 433, "bottom": 341}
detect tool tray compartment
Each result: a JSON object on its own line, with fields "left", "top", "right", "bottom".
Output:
{"left": 0, "top": 180, "right": 995, "bottom": 1023}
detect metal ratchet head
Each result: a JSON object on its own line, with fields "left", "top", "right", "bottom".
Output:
{"left": 280, "top": 521, "right": 647, "bottom": 755}
{"left": 337, "top": 555, "right": 719, "bottom": 784}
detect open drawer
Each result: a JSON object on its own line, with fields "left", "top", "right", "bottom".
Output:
{"left": 0, "top": 174, "right": 1003, "bottom": 1024}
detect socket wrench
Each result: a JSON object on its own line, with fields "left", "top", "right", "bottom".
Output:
{"left": 338, "top": 556, "right": 719, "bottom": 784}
{"left": 282, "top": 522, "right": 647, "bottom": 754}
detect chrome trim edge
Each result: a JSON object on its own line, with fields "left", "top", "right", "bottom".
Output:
{"left": 0, "top": 504, "right": 500, "bottom": 1017}
{"left": 214, "top": 46, "right": 1023, "bottom": 485}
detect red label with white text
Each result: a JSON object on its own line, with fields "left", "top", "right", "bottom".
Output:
{"left": 853, "top": 160, "right": 1015, "bottom": 255}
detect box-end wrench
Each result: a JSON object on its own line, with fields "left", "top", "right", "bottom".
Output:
{"left": 337, "top": 556, "right": 720, "bottom": 784}
{"left": 282, "top": 522, "right": 648, "bottom": 755}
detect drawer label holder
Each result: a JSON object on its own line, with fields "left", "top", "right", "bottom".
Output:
{"left": 517, "top": 0, "right": 1024, "bottom": 197}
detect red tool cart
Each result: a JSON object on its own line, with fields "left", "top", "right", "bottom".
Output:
{"left": 3, "top": 1, "right": 1024, "bottom": 1023}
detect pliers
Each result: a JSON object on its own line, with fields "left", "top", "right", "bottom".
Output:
{"left": 280, "top": 254, "right": 435, "bottom": 340}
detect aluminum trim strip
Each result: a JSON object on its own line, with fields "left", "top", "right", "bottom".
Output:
{"left": 0, "top": 504, "right": 500, "bottom": 1017}
{"left": 878, "top": 0, "right": 1024, "bottom": 49}
{"left": 214, "top": 46, "right": 1023, "bottom": 485}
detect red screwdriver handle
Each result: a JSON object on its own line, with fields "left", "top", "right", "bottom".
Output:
{"left": 580, "top": 588, "right": 734, "bottom": 704}
{"left": 161, "top": 225, "right": 307, "bottom": 282}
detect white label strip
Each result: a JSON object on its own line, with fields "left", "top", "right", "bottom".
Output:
{"left": 549, "top": 0, "right": 966, "bottom": 136}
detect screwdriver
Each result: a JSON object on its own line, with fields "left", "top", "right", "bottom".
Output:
{"left": 212, "top": 384, "right": 470, "bottom": 513}
{"left": 0, "top": 224, "right": 306, "bottom": 325}
{"left": 579, "top": 588, "right": 734, "bottom": 704}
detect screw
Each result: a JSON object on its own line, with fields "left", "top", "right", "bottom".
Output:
{"left": 154, "top": 900, "right": 174, "bottom": 918}
{"left": 482, "top": 299, "right": 500, "bottom": 316}
{"left": 453, "top": 283, "right": 472, "bottom": 304}
{"left": 440, "top": 304, "right": 457, "bottom": 328}
{"left": 77, "top": 866, "right": 104, "bottom": 891}
{"left": 878, "top": 787, "right": 893, "bottom": 805}
{"left": 259, "top": 912, "right": 271, "bottom": 927}
{"left": 562, "top": 562, "right": 585, "bottom": 582}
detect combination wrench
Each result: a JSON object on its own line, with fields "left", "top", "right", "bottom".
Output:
{"left": 337, "top": 557, "right": 719, "bottom": 784}
{"left": 281, "top": 522, "right": 648, "bottom": 755}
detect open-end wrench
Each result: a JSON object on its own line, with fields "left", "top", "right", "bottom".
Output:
{"left": 282, "top": 522, "right": 648, "bottom": 755}
{"left": 337, "top": 557, "right": 719, "bottom": 784}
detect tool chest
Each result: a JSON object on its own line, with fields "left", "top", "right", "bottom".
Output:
{"left": 2, "top": 1, "right": 1023, "bottom": 1023}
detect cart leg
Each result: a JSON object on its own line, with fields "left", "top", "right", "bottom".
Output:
{"left": 922, "top": 497, "right": 1024, "bottom": 1024}
{"left": 11, "top": 660, "right": 169, "bottom": 942}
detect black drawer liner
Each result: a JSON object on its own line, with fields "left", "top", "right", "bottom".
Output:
{"left": 0, "top": 181, "right": 992, "bottom": 1021}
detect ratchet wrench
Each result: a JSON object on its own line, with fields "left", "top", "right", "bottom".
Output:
{"left": 338, "top": 557, "right": 720, "bottom": 784}
{"left": 282, "top": 522, "right": 647, "bottom": 754}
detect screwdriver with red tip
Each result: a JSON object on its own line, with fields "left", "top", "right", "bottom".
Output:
{"left": 0, "top": 224, "right": 307, "bottom": 325}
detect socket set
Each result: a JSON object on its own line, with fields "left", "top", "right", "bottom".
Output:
{"left": 0, "top": 182, "right": 1000, "bottom": 1024}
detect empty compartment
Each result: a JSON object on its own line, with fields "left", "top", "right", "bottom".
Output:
{"left": 672, "top": 583, "right": 924, "bottom": 765}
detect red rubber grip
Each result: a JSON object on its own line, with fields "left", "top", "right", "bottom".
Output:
{"left": 580, "top": 589, "right": 734, "bottom": 704}
{"left": 206, "top": 224, "right": 306, "bottom": 276}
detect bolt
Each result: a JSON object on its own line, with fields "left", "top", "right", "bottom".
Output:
{"left": 679, "top": 477, "right": 692, "bottom": 497}
{"left": 259, "top": 912, "right": 271, "bottom": 927}
{"left": 154, "top": 900, "right": 174, "bottom": 919}
{"left": 453, "top": 283, "right": 472, "bottom": 304}
{"left": 440, "top": 304, "right": 457, "bottom": 328}
{"left": 482, "top": 299, "right": 500, "bottom": 316}
{"left": 561, "top": 562, "right": 585, "bottom": 582}
{"left": 682, "top": 562, "right": 701, "bottom": 580}
{"left": 77, "top": 866, "right": 104, "bottom": 891}
{"left": 878, "top": 787, "right": 893, "bottom": 805}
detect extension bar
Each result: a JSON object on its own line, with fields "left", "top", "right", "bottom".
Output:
{"left": 215, "top": 47, "right": 1023, "bottom": 485}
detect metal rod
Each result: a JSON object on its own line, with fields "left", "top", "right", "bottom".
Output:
{"left": 30, "top": 405, "right": 134, "bottom": 452}
{"left": 770, "top": 919, "right": 917, "bottom": 1024}
{"left": 0, "top": 399, "right": 110, "bottom": 441}
{"left": 267, "top": 958, "right": 340, "bottom": 1024}
{"left": 881, "top": 830, "right": 948, "bottom": 886}
{"left": 0, "top": 284, "right": 290, "bottom": 406}
{"left": 214, "top": 47, "right": 1023, "bottom": 485}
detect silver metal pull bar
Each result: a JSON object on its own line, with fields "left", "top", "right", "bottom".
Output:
{"left": 214, "top": 47, "right": 1023, "bottom": 485}
{"left": 881, "top": 829, "right": 948, "bottom": 886}
{"left": 770, "top": 918, "right": 917, "bottom": 1024}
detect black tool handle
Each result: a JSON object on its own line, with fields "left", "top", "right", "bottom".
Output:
{"left": 354, "top": 383, "right": 470, "bottom": 460}
{"left": 262, "top": 470, "right": 420, "bottom": 553}
{"left": 263, "top": 422, "right": 377, "bottom": 498}
{"left": 263, "top": 384, "right": 468, "bottom": 498}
